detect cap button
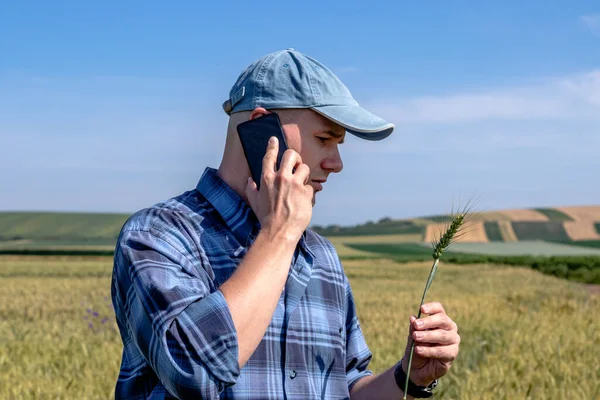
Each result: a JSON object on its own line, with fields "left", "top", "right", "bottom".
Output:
{"left": 286, "top": 48, "right": 295, "bottom": 51}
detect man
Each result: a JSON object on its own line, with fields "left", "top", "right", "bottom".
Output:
{"left": 111, "top": 48, "right": 460, "bottom": 399}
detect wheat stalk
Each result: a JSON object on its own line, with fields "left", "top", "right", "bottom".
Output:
{"left": 403, "top": 200, "right": 474, "bottom": 399}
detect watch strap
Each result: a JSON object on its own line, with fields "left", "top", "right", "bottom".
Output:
{"left": 393, "top": 362, "right": 437, "bottom": 398}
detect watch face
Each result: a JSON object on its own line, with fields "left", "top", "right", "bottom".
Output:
{"left": 427, "top": 379, "right": 439, "bottom": 390}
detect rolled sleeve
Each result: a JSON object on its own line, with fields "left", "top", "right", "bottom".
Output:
{"left": 343, "top": 276, "right": 373, "bottom": 392}
{"left": 114, "top": 227, "right": 240, "bottom": 399}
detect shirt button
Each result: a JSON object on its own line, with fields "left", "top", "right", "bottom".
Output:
{"left": 290, "top": 370, "right": 297, "bottom": 379}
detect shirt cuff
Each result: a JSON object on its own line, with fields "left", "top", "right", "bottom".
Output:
{"left": 347, "top": 365, "right": 373, "bottom": 392}
{"left": 173, "top": 288, "right": 240, "bottom": 386}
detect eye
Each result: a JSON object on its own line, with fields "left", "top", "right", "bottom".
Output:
{"left": 317, "top": 137, "right": 328, "bottom": 143}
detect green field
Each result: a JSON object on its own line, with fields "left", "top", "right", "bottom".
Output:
{"left": 483, "top": 221, "right": 503, "bottom": 241}
{"left": 533, "top": 208, "right": 574, "bottom": 221}
{"left": 1, "top": 255, "right": 598, "bottom": 399}
{"left": 342, "top": 242, "right": 435, "bottom": 261}
{"left": 0, "top": 212, "right": 130, "bottom": 241}
{"left": 313, "top": 220, "right": 424, "bottom": 237}
{"left": 344, "top": 242, "right": 600, "bottom": 284}
{"left": 343, "top": 241, "right": 600, "bottom": 258}
{"left": 434, "top": 240, "right": 600, "bottom": 256}
{"left": 511, "top": 222, "right": 571, "bottom": 241}
{"left": 554, "top": 240, "right": 600, "bottom": 249}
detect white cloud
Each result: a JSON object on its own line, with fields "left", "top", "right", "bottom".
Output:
{"left": 370, "top": 70, "right": 600, "bottom": 124}
{"left": 581, "top": 13, "right": 600, "bottom": 36}
{"left": 338, "top": 69, "right": 600, "bottom": 158}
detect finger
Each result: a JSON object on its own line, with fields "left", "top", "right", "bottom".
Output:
{"left": 293, "top": 164, "right": 310, "bottom": 184}
{"left": 405, "top": 315, "right": 417, "bottom": 348}
{"left": 279, "top": 149, "right": 301, "bottom": 176}
{"left": 413, "top": 313, "right": 457, "bottom": 332}
{"left": 244, "top": 177, "right": 258, "bottom": 204}
{"left": 412, "top": 327, "right": 460, "bottom": 346}
{"left": 262, "top": 136, "right": 279, "bottom": 174}
{"left": 414, "top": 344, "right": 459, "bottom": 362}
{"left": 421, "top": 302, "right": 445, "bottom": 316}
{"left": 409, "top": 315, "right": 417, "bottom": 334}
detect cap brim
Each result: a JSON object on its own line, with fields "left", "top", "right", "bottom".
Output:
{"left": 311, "top": 105, "right": 394, "bottom": 141}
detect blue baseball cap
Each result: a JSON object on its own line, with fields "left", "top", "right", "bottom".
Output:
{"left": 222, "top": 48, "right": 394, "bottom": 141}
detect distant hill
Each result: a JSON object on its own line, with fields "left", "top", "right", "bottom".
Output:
{"left": 0, "top": 206, "right": 599, "bottom": 251}
{"left": 0, "top": 212, "right": 130, "bottom": 249}
{"left": 311, "top": 205, "right": 600, "bottom": 243}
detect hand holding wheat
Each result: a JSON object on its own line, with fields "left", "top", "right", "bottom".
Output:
{"left": 402, "top": 205, "right": 471, "bottom": 399}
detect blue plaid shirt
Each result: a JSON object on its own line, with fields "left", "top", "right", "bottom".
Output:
{"left": 111, "top": 167, "right": 373, "bottom": 399}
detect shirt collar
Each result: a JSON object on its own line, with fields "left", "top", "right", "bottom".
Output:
{"left": 196, "top": 167, "right": 259, "bottom": 246}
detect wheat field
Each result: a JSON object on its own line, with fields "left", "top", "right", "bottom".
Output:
{"left": 1, "top": 255, "right": 598, "bottom": 399}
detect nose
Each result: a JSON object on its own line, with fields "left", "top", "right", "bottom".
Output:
{"left": 322, "top": 146, "right": 343, "bottom": 173}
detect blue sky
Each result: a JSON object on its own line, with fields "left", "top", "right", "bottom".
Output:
{"left": 1, "top": 1, "right": 599, "bottom": 226}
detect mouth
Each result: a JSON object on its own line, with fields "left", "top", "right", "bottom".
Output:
{"left": 311, "top": 180, "right": 326, "bottom": 191}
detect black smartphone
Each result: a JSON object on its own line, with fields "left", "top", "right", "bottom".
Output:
{"left": 237, "top": 112, "right": 289, "bottom": 190}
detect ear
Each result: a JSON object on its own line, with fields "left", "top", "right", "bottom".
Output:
{"left": 249, "top": 107, "right": 270, "bottom": 120}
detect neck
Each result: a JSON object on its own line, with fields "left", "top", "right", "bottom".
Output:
{"left": 217, "top": 145, "right": 252, "bottom": 204}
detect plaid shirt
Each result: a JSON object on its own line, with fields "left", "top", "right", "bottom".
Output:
{"left": 111, "top": 167, "right": 373, "bottom": 399}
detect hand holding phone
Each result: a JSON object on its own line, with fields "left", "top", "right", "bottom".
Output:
{"left": 237, "top": 112, "right": 289, "bottom": 190}
{"left": 237, "top": 112, "right": 314, "bottom": 240}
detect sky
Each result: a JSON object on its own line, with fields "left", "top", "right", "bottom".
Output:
{"left": 1, "top": 1, "right": 599, "bottom": 226}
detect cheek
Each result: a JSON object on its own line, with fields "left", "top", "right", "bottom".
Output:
{"left": 306, "top": 154, "right": 324, "bottom": 173}
{"left": 296, "top": 144, "right": 321, "bottom": 170}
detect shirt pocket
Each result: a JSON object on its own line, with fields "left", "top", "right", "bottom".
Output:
{"left": 304, "top": 305, "right": 347, "bottom": 395}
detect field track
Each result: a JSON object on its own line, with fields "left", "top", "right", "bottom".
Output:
{"left": 499, "top": 209, "right": 549, "bottom": 221}
{"left": 557, "top": 206, "right": 600, "bottom": 221}
{"left": 424, "top": 221, "right": 489, "bottom": 243}
{"left": 564, "top": 221, "right": 600, "bottom": 240}
{"left": 469, "top": 211, "right": 512, "bottom": 221}
{"left": 498, "top": 221, "right": 518, "bottom": 241}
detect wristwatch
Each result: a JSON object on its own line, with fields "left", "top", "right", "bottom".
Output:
{"left": 393, "top": 362, "right": 438, "bottom": 398}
